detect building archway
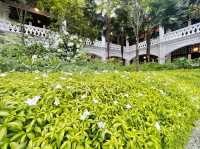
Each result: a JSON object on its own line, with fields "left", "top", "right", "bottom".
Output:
{"left": 86, "top": 53, "right": 102, "bottom": 60}
{"left": 169, "top": 43, "right": 200, "bottom": 62}
{"left": 109, "top": 56, "right": 125, "bottom": 65}
{"left": 130, "top": 54, "right": 158, "bottom": 64}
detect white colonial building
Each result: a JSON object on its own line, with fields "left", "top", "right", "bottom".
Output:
{"left": 0, "top": 1, "right": 200, "bottom": 64}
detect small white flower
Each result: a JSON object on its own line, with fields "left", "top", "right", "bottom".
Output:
{"left": 98, "top": 121, "right": 105, "bottom": 129}
{"left": 113, "top": 100, "right": 118, "bottom": 105}
{"left": 64, "top": 72, "right": 73, "bottom": 76}
{"left": 155, "top": 122, "right": 161, "bottom": 131}
{"left": 55, "top": 84, "right": 62, "bottom": 89}
{"left": 93, "top": 99, "right": 98, "bottom": 104}
{"left": 94, "top": 71, "right": 100, "bottom": 74}
{"left": 177, "top": 113, "right": 182, "bottom": 117}
{"left": 80, "top": 109, "right": 90, "bottom": 121}
{"left": 66, "top": 86, "right": 71, "bottom": 89}
{"left": 102, "top": 70, "right": 108, "bottom": 73}
{"left": 34, "top": 70, "right": 40, "bottom": 73}
{"left": 81, "top": 94, "right": 87, "bottom": 99}
{"left": 32, "top": 55, "right": 38, "bottom": 63}
{"left": 138, "top": 93, "right": 144, "bottom": 97}
{"left": 125, "top": 104, "right": 132, "bottom": 110}
{"left": 33, "top": 96, "right": 41, "bottom": 101}
{"left": 57, "top": 49, "right": 63, "bottom": 52}
{"left": 114, "top": 70, "right": 119, "bottom": 73}
{"left": 54, "top": 98, "right": 60, "bottom": 106}
{"left": 63, "top": 30, "right": 69, "bottom": 35}
{"left": 191, "top": 96, "right": 198, "bottom": 101}
{"left": 124, "top": 93, "right": 129, "bottom": 98}
{"left": 60, "top": 77, "right": 66, "bottom": 80}
{"left": 68, "top": 42, "right": 74, "bottom": 47}
{"left": 42, "top": 73, "right": 48, "bottom": 78}
{"left": 76, "top": 44, "right": 81, "bottom": 48}
{"left": 34, "top": 77, "right": 39, "bottom": 80}
{"left": 160, "top": 90, "right": 166, "bottom": 96}
{"left": 0, "top": 73, "right": 7, "bottom": 77}
{"left": 25, "top": 96, "right": 41, "bottom": 106}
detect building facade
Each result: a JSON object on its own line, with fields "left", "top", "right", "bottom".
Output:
{"left": 0, "top": 1, "right": 200, "bottom": 64}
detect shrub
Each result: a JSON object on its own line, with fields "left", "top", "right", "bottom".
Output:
{"left": 0, "top": 70, "right": 199, "bottom": 149}
{"left": 174, "top": 57, "right": 191, "bottom": 68}
{"left": 58, "top": 33, "right": 83, "bottom": 61}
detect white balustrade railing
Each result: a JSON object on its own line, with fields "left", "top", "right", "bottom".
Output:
{"left": 163, "top": 22, "right": 200, "bottom": 42}
{"left": 86, "top": 23, "right": 200, "bottom": 51}
{"left": 110, "top": 43, "right": 121, "bottom": 50}
{"left": 94, "top": 40, "right": 106, "bottom": 48}
{"left": 88, "top": 37, "right": 160, "bottom": 51}
{"left": 1, "top": 19, "right": 200, "bottom": 52}
{"left": 0, "top": 20, "right": 49, "bottom": 38}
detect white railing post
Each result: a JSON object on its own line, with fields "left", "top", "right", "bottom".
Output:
{"left": 159, "top": 25, "right": 165, "bottom": 41}
{"left": 159, "top": 25, "right": 166, "bottom": 64}
{"left": 126, "top": 38, "right": 129, "bottom": 49}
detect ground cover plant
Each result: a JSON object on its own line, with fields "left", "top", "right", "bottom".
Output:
{"left": 0, "top": 69, "right": 199, "bottom": 149}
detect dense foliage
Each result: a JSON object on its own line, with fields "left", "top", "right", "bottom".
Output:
{"left": 0, "top": 70, "right": 199, "bottom": 148}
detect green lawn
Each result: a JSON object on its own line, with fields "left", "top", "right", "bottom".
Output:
{"left": 0, "top": 69, "right": 200, "bottom": 149}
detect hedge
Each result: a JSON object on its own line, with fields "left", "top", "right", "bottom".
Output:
{"left": 0, "top": 69, "right": 200, "bottom": 149}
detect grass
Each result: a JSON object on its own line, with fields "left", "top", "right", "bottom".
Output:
{"left": 0, "top": 69, "right": 199, "bottom": 149}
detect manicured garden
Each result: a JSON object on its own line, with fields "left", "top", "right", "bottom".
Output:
{"left": 0, "top": 69, "right": 199, "bottom": 149}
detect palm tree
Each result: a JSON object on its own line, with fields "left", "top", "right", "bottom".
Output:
{"left": 143, "top": 0, "right": 184, "bottom": 62}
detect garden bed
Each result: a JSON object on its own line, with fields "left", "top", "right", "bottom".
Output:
{"left": 0, "top": 70, "right": 200, "bottom": 149}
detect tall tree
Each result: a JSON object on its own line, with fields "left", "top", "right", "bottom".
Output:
{"left": 112, "top": 4, "right": 129, "bottom": 62}
{"left": 127, "top": 0, "right": 144, "bottom": 71}
{"left": 143, "top": 0, "right": 183, "bottom": 62}
{"left": 94, "top": 0, "right": 119, "bottom": 59}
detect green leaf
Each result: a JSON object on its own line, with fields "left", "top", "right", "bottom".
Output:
{"left": 0, "top": 127, "right": 7, "bottom": 140}
{"left": 57, "top": 129, "right": 65, "bottom": 147}
{"left": 10, "top": 132, "right": 24, "bottom": 141}
{"left": 60, "top": 141, "right": 71, "bottom": 149}
{"left": 10, "top": 142, "right": 22, "bottom": 149}
{"left": 8, "top": 121, "right": 23, "bottom": 131}
{"left": 0, "top": 111, "right": 9, "bottom": 117}
{"left": 34, "top": 126, "right": 42, "bottom": 134}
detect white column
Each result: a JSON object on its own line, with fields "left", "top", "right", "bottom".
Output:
{"left": 159, "top": 56, "right": 166, "bottom": 64}
{"left": 126, "top": 38, "right": 129, "bottom": 48}
{"left": 159, "top": 25, "right": 166, "bottom": 64}
{"left": 159, "top": 25, "right": 164, "bottom": 41}
{"left": 188, "top": 20, "right": 192, "bottom": 26}
{"left": 101, "top": 34, "right": 106, "bottom": 47}
{"left": 125, "top": 59, "right": 130, "bottom": 65}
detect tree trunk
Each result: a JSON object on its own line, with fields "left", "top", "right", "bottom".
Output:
{"left": 135, "top": 35, "right": 140, "bottom": 72}
{"left": 19, "top": 9, "right": 26, "bottom": 45}
{"left": 146, "top": 30, "right": 151, "bottom": 62}
{"left": 120, "top": 32, "right": 124, "bottom": 64}
{"left": 106, "top": 16, "right": 111, "bottom": 59}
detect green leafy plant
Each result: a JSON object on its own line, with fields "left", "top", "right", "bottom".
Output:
{"left": 0, "top": 70, "right": 199, "bottom": 148}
